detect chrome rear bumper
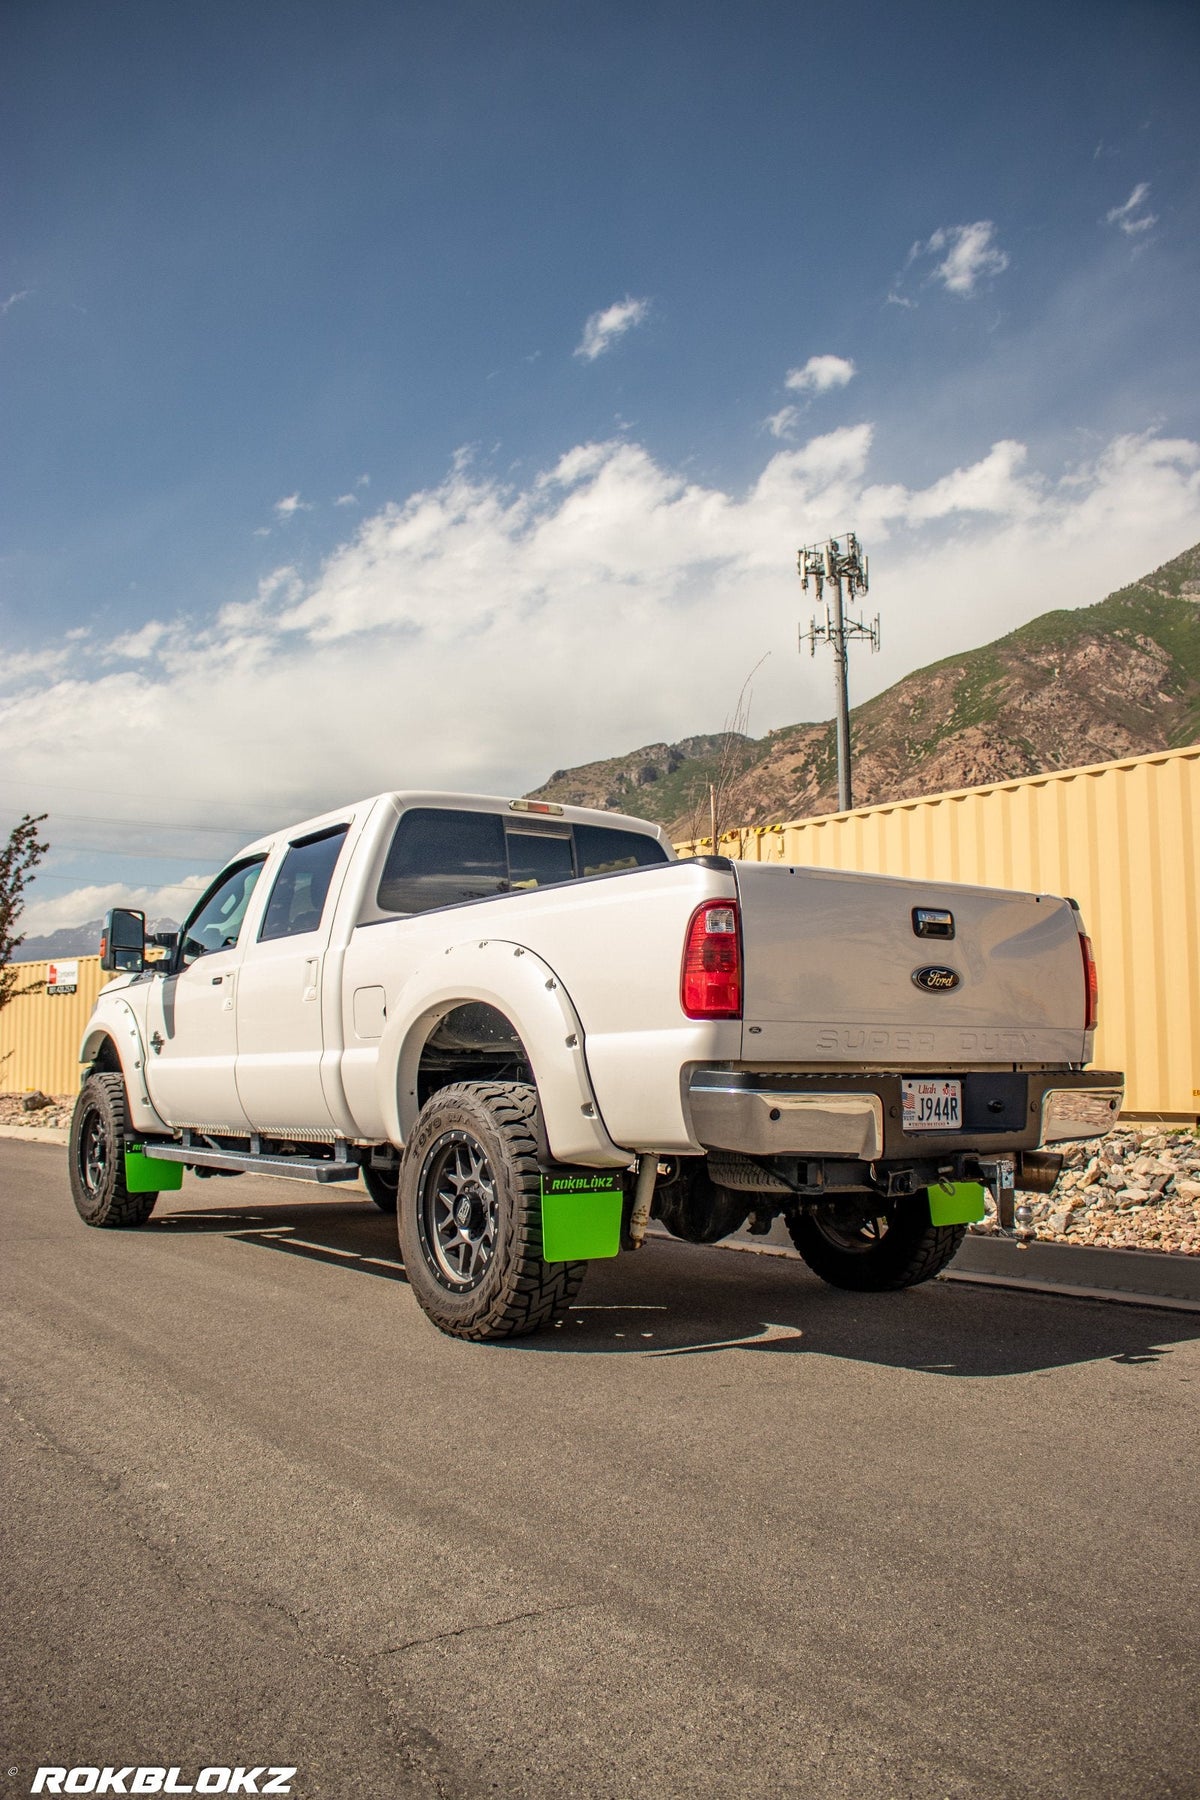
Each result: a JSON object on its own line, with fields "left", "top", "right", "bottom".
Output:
{"left": 685, "top": 1068, "right": 1124, "bottom": 1159}
{"left": 686, "top": 1078, "right": 884, "bottom": 1158}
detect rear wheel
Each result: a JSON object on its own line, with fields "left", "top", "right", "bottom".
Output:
{"left": 69, "top": 1073, "right": 158, "bottom": 1228}
{"left": 397, "top": 1081, "right": 585, "bottom": 1341}
{"left": 786, "top": 1193, "right": 964, "bottom": 1292}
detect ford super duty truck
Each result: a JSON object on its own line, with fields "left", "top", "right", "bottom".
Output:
{"left": 68, "top": 789, "right": 1123, "bottom": 1340}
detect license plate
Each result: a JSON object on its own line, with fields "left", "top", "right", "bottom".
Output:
{"left": 902, "top": 1077, "right": 963, "bottom": 1132}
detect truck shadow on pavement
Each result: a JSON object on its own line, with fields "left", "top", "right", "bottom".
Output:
{"left": 148, "top": 1189, "right": 1200, "bottom": 1379}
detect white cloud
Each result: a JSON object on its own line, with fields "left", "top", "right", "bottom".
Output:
{"left": 1, "top": 289, "right": 31, "bottom": 317}
{"left": 107, "top": 619, "right": 167, "bottom": 660}
{"left": 274, "top": 493, "right": 311, "bottom": 519}
{"left": 764, "top": 405, "right": 800, "bottom": 439}
{"left": 785, "top": 355, "right": 857, "bottom": 394}
{"left": 1105, "top": 182, "right": 1157, "bottom": 236}
{"left": 891, "top": 440, "right": 1040, "bottom": 524}
{"left": 5, "top": 423, "right": 1199, "bottom": 915}
{"left": 334, "top": 493, "right": 358, "bottom": 507}
{"left": 0, "top": 644, "right": 76, "bottom": 690}
{"left": 19, "top": 876, "right": 209, "bottom": 938}
{"left": 575, "top": 296, "right": 650, "bottom": 362}
{"left": 910, "top": 222, "right": 1010, "bottom": 296}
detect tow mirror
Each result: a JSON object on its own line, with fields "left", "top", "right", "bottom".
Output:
{"left": 100, "top": 908, "right": 146, "bottom": 973}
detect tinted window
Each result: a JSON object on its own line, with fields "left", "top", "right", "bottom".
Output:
{"left": 378, "top": 809, "right": 507, "bottom": 913}
{"left": 375, "top": 809, "right": 668, "bottom": 917}
{"left": 575, "top": 824, "right": 668, "bottom": 876}
{"left": 506, "top": 829, "right": 575, "bottom": 890}
{"left": 259, "top": 827, "right": 349, "bottom": 941}
{"left": 181, "top": 859, "right": 267, "bottom": 965}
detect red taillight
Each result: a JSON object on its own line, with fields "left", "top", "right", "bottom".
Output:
{"left": 1080, "top": 932, "right": 1098, "bottom": 1031}
{"left": 682, "top": 900, "right": 742, "bottom": 1019}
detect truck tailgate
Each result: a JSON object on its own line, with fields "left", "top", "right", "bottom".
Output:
{"left": 733, "top": 861, "right": 1090, "bottom": 1067}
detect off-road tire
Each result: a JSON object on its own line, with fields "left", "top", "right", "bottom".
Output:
{"left": 397, "top": 1082, "right": 586, "bottom": 1341}
{"left": 361, "top": 1162, "right": 399, "bottom": 1213}
{"left": 69, "top": 1073, "right": 158, "bottom": 1228}
{"left": 786, "top": 1193, "right": 965, "bottom": 1292}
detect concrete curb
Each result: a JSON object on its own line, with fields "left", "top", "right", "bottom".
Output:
{"left": 947, "top": 1233, "right": 1200, "bottom": 1310}
{"left": 0, "top": 1124, "right": 68, "bottom": 1146}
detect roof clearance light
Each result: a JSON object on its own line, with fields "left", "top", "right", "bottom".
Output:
{"left": 681, "top": 900, "right": 742, "bottom": 1019}
{"left": 509, "top": 800, "right": 564, "bottom": 815}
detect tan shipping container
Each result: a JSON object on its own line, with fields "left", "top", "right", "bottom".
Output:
{"left": 681, "top": 744, "right": 1200, "bottom": 1121}
{"left": 0, "top": 957, "right": 107, "bottom": 1098}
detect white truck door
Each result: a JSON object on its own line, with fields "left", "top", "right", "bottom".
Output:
{"left": 143, "top": 857, "right": 267, "bottom": 1129}
{"left": 234, "top": 825, "right": 351, "bottom": 1131}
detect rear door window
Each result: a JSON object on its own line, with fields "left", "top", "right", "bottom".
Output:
{"left": 259, "top": 826, "right": 350, "bottom": 941}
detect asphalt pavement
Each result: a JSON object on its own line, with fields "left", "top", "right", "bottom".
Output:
{"left": 3, "top": 1137, "right": 1199, "bottom": 1800}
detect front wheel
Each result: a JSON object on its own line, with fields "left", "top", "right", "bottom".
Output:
{"left": 397, "top": 1082, "right": 585, "bottom": 1341}
{"left": 69, "top": 1073, "right": 158, "bottom": 1228}
{"left": 786, "top": 1194, "right": 965, "bottom": 1292}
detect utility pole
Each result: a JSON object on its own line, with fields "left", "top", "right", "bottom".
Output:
{"left": 798, "top": 532, "right": 879, "bottom": 813}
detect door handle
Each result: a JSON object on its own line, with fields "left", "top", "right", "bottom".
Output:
{"left": 211, "top": 975, "right": 223, "bottom": 985}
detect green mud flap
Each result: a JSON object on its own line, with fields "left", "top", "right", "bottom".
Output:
{"left": 539, "top": 1172, "right": 623, "bottom": 1262}
{"left": 125, "top": 1146, "right": 183, "bottom": 1193}
{"left": 928, "top": 1181, "right": 986, "bottom": 1227}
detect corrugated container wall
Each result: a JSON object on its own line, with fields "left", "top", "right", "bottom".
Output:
{"left": 0, "top": 959, "right": 106, "bottom": 1097}
{"left": 2, "top": 748, "right": 1196, "bottom": 1118}
{"left": 680, "top": 746, "right": 1200, "bottom": 1121}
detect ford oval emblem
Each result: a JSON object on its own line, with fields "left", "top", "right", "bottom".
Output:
{"left": 912, "top": 965, "right": 961, "bottom": 992}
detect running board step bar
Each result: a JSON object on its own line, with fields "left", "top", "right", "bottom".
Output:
{"left": 140, "top": 1141, "right": 362, "bottom": 1183}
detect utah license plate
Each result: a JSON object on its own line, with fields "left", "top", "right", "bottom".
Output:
{"left": 902, "top": 1077, "right": 962, "bottom": 1132}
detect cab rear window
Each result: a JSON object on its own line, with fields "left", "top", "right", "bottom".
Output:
{"left": 376, "top": 808, "right": 667, "bottom": 916}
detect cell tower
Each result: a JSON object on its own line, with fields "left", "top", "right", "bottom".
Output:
{"left": 798, "top": 532, "right": 879, "bottom": 813}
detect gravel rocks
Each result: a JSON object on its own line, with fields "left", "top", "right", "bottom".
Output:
{"left": 0, "top": 1090, "right": 76, "bottom": 1132}
{"left": 973, "top": 1127, "right": 1200, "bottom": 1256}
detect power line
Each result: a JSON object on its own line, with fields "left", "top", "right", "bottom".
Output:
{"left": 0, "top": 774, "right": 271, "bottom": 822}
{"left": 29, "top": 870, "right": 210, "bottom": 887}
{"left": 21, "top": 812, "right": 260, "bottom": 838}
{"left": 36, "top": 845, "right": 229, "bottom": 865}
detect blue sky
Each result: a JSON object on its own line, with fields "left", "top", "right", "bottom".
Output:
{"left": 3, "top": 0, "right": 1199, "bottom": 931}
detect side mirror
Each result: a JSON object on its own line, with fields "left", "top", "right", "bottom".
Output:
{"left": 100, "top": 908, "right": 146, "bottom": 973}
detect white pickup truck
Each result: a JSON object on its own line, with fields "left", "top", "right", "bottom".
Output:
{"left": 69, "top": 789, "right": 1122, "bottom": 1339}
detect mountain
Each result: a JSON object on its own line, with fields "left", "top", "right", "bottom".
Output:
{"left": 14, "top": 918, "right": 180, "bottom": 965}
{"left": 529, "top": 540, "right": 1200, "bottom": 835}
